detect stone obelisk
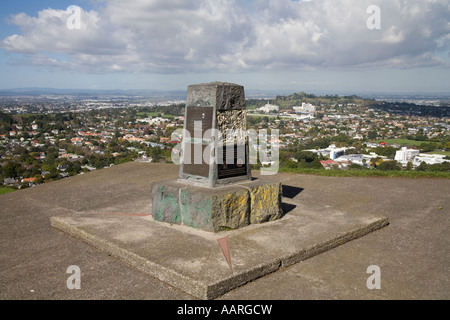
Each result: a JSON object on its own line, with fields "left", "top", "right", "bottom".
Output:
{"left": 151, "top": 82, "right": 283, "bottom": 232}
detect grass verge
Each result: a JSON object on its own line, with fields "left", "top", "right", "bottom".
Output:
{"left": 277, "top": 167, "right": 450, "bottom": 179}
{"left": 0, "top": 187, "right": 17, "bottom": 195}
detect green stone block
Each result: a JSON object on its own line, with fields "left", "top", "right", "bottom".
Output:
{"left": 151, "top": 181, "right": 181, "bottom": 225}
{"left": 151, "top": 179, "right": 282, "bottom": 233}
{"left": 179, "top": 188, "right": 214, "bottom": 230}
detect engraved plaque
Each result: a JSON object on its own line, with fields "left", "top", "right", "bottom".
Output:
{"left": 182, "top": 106, "right": 214, "bottom": 178}
{"left": 183, "top": 143, "right": 210, "bottom": 177}
{"left": 217, "top": 144, "right": 248, "bottom": 179}
{"left": 185, "top": 106, "right": 213, "bottom": 140}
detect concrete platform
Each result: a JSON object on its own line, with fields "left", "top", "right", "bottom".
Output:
{"left": 2, "top": 162, "right": 449, "bottom": 300}
{"left": 50, "top": 202, "right": 388, "bottom": 299}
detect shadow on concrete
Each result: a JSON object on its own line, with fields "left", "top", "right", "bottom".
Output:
{"left": 282, "top": 185, "right": 304, "bottom": 199}
{"left": 281, "top": 185, "right": 304, "bottom": 215}
{"left": 282, "top": 203, "right": 296, "bottom": 215}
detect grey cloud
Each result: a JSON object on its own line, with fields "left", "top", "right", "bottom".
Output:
{"left": 1, "top": 0, "right": 448, "bottom": 73}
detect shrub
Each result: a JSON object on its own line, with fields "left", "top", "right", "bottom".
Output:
{"left": 377, "top": 160, "right": 402, "bottom": 171}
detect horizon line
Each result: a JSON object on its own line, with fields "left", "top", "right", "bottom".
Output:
{"left": 0, "top": 87, "right": 449, "bottom": 97}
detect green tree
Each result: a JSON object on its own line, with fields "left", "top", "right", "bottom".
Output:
{"left": 406, "top": 161, "right": 413, "bottom": 171}
{"left": 419, "top": 143, "right": 436, "bottom": 153}
{"left": 282, "top": 159, "right": 301, "bottom": 170}
{"left": 34, "top": 176, "right": 44, "bottom": 185}
{"left": 306, "top": 138, "right": 330, "bottom": 149}
{"left": 2, "top": 161, "right": 17, "bottom": 178}
{"left": 349, "top": 163, "right": 366, "bottom": 170}
{"left": 68, "top": 162, "right": 82, "bottom": 176}
{"left": 41, "top": 161, "right": 57, "bottom": 173}
{"left": 416, "top": 162, "right": 428, "bottom": 171}
{"left": 444, "top": 142, "right": 450, "bottom": 151}
{"left": 94, "top": 157, "right": 104, "bottom": 169}
{"left": 427, "top": 162, "right": 450, "bottom": 172}
{"left": 368, "top": 130, "right": 378, "bottom": 140}
{"left": 371, "top": 146, "right": 397, "bottom": 159}
{"left": 147, "top": 146, "right": 163, "bottom": 162}
{"left": 295, "top": 151, "right": 317, "bottom": 163}
{"left": 377, "top": 160, "right": 402, "bottom": 171}
{"left": 44, "top": 170, "right": 59, "bottom": 182}
{"left": 294, "top": 151, "right": 324, "bottom": 169}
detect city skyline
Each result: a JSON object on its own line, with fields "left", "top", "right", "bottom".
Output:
{"left": 0, "top": 0, "right": 449, "bottom": 94}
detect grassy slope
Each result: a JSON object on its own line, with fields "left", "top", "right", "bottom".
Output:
{"left": 0, "top": 187, "right": 16, "bottom": 195}
{"left": 277, "top": 167, "right": 450, "bottom": 179}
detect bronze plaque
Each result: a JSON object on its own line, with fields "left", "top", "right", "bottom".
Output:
{"left": 185, "top": 106, "right": 214, "bottom": 140}
{"left": 182, "top": 106, "right": 214, "bottom": 178}
{"left": 183, "top": 143, "right": 210, "bottom": 177}
{"left": 217, "top": 144, "right": 248, "bottom": 179}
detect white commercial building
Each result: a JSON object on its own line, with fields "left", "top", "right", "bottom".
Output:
{"left": 394, "top": 147, "right": 420, "bottom": 165}
{"left": 293, "top": 103, "right": 316, "bottom": 114}
{"left": 257, "top": 103, "right": 279, "bottom": 113}
{"left": 335, "top": 153, "right": 385, "bottom": 167}
{"left": 306, "top": 144, "right": 347, "bottom": 160}
{"left": 136, "top": 117, "right": 169, "bottom": 125}
{"left": 412, "top": 154, "right": 450, "bottom": 167}
{"left": 394, "top": 147, "right": 449, "bottom": 167}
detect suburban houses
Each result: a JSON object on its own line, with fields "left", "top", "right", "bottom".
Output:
{"left": 1, "top": 92, "right": 449, "bottom": 190}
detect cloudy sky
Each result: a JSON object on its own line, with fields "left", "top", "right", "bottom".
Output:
{"left": 0, "top": 0, "right": 449, "bottom": 94}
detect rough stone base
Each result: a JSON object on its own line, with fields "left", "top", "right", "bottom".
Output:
{"left": 151, "top": 179, "right": 283, "bottom": 232}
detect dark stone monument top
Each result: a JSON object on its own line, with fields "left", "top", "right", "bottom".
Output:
{"left": 186, "top": 82, "right": 246, "bottom": 110}
{"left": 179, "top": 82, "right": 251, "bottom": 188}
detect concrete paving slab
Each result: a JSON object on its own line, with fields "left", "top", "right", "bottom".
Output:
{"left": 50, "top": 203, "right": 388, "bottom": 299}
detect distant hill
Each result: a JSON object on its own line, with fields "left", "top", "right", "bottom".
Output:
{"left": 247, "top": 91, "right": 371, "bottom": 109}
{"left": 1, "top": 88, "right": 448, "bottom": 118}
{"left": 0, "top": 88, "right": 186, "bottom": 99}
{"left": 368, "top": 101, "right": 450, "bottom": 118}
{"left": 246, "top": 91, "right": 450, "bottom": 118}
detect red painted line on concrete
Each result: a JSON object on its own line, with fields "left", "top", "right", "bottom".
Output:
{"left": 217, "top": 236, "right": 233, "bottom": 274}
